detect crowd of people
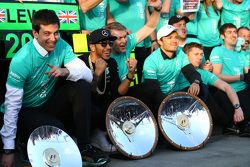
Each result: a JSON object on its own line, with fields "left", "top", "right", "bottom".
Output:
{"left": 0, "top": 0, "right": 249, "bottom": 166}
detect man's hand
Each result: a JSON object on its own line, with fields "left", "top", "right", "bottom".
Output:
{"left": 242, "top": 70, "right": 250, "bottom": 83}
{"left": 18, "top": 0, "right": 23, "bottom": 3}
{"left": 234, "top": 108, "right": 244, "bottom": 123}
{"left": 202, "top": 60, "right": 213, "bottom": 72}
{"left": 44, "top": 64, "right": 69, "bottom": 78}
{"left": 148, "top": 0, "right": 162, "bottom": 9}
{"left": 188, "top": 83, "right": 200, "bottom": 96}
{"left": 126, "top": 58, "right": 137, "bottom": 74}
{"left": 94, "top": 58, "right": 107, "bottom": 77}
{"left": 151, "top": 41, "right": 159, "bottom": 52}
{"left": 1, "top": 153, "right": 15, "bottom": 167}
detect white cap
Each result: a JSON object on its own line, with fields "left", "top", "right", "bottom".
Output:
{"left": 157, "top": 24, "right": 177, "bottom": 40}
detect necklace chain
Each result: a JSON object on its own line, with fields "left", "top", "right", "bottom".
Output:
{"left": 88, "top": 55, "right": 107, "bottom": 95}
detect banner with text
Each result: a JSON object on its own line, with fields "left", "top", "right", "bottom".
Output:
{"left": 180, "top": 0, "right": 200, "bottom": 13}
{"left": 0, "top": 2, "right": 80, "bottom": 30}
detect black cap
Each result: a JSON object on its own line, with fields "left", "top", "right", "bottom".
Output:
{"left": 168, "top": 15, "right": 189, "bottom": 25}
{"left": 88, "top": 29, "right": 117, "bottom": 44}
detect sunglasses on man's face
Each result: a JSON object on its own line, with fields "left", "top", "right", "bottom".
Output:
{"left": 98, "top": 41, "right": 114, "bottom": 47}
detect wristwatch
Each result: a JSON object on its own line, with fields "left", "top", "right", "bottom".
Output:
{"left": 233, "top": 104, "right": 241, "bottom": 109}
{"left": 126, "top": 74, "right": 134, "bottom": 82}
{"left": 3, "top": 149, "right": 15, "bottom": 154}
{"left": 194, "top": 79, "right": 200, "bottom": 84}
{"left": 154, "top": 6, "right": 162, "bottom": 12}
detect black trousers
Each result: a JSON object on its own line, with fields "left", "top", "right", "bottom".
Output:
{"left": 181, "top": 84, "right": 230, "bottom": 127}
{"left": 211, "top": 86, "right": 250, "bottom": 127}
{"left": 127, "top": 83, "right": 166, "bottom": 118}
{"left": 135, "top": 47, "right": 151, "bottom": 84}
{"left": 17, "top": 79, "right": 91, "bottom": 150}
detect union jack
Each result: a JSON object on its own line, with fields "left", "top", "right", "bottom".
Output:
{"left": 58, "top": 10, "right": 77, "bottom": 24}
{"left": 0, "top": 9, "right": 6, "bottom": 23}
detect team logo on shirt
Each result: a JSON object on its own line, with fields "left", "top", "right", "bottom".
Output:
{"left": 9, "top": 71, "right": 21, "bottom": 83}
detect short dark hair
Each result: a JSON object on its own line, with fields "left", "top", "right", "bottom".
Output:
{"left": 237, "top": 26, "right": 249, "bottom": 33}
{"left": 219, "top": 23, "right": 237, "bottom": 35}
{"left": 183, "top": 42, "right": 203, "bottom": 54}
{"left": 105, "top": 22, "right": 127, "bottom": 31}
{"left": 32, "top": 9, "right": 60, "bottom": 32}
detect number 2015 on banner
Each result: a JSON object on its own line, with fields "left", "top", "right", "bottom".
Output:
{"left": 4, "top": 32, "right": 33, "bottom": 58}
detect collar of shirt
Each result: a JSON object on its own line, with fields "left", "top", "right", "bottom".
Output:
{"left": 160, "top": 49, "right": 176, "bottom": 60}
{"left": 33, "top": 38, "right": 48, "bottom": 57}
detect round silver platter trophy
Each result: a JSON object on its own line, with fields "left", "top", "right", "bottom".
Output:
{"left": 27, "top": 125, "right": 82, "bottom": 167}
{"left": 158, "top": 92, "right": 213, "bottom": 150}
{"left": 106, "top": 96, "right": 158, "bottom": 159}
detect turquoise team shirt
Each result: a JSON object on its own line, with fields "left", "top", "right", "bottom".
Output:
{"left": 143, "top": 48, "right": 189, "bottom": 94}
{"left": 221, "top": 0, "right": 250, "bottom": 28}
{"left": 156, "top": 13, "right": 169, "bottom": 32}
{"left": 177, "top": 37, "right": 201, "bottom": 52}
{"left": 174, "top": 69, "right": 218, "bottom": 91}
{"left": 111, "top": 33, "right": 137, "bottom": 81}
{"left": 169, "top": 0, "right": 180, "bottom": 18}
{"left": 109, "top": 0, "right": 151, "bottom": 48}
{"left": 210, "top": 45, "right": 248, "bottom": 92}
{"left": 241, "top": 50, "right": 250, "bottom": 67}
{"left": 79, "top": 0, "right": 107, "bottom": 30}
{"left": 196, "top": 3, "right": 221, "bottom": 47}
{"left": 186, "top": 18, "right": 198, "bottom": 36}
{"left": 5, "top": 38, "right": 75, "bottom": 108}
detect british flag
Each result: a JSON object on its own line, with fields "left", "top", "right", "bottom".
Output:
{"left": 0, "top": 9, "right": 6, "bottom": 23}
{"left": 58, "top": 10, "right": 77, "bottom": 24}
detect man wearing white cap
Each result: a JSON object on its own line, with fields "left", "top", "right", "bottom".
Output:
{"left": 142, "top": 24, "right": 202, "bottom": 113}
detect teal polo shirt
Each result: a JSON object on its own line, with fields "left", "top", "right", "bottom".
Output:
{"left": 241, "top": 50, "right": 250, "bottom": 67}
{"left": 196, "top": 3, "right": 221, "bottom": 47}
{"left": 79, "top": 0, "right": 107, "bottom": 30}
{"left": 109, "top": 0, "right": 151, "bottom": 48}
{"left": 221, "top": 0, "right": 250, "bottom": 28}
{"left": 210, "top": 45, "right": 248, "bottom": 92}
{"left": 143, "top": 48, "right": 189, "bottom": 94}
{"left": 5, "top": 38, "right": 75, "bottom": 108}
{"left": 111, "top": 33, "right": 137, "bottom": 81}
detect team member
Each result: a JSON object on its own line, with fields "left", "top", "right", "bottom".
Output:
{"left": 237, "top": 27, "right": 250, "bottom": 67}
{"left": 168, "top": 15, "right": 200, "bottom": 50}
{"left": 80, "top": 28, "right": 135, "bottom": 152}
{"left": 175, "top": 42, "right": 244, "bottom": 131}
{"left": 210, "top": 23, "right": 250, "bottom": 137}
{"left": 169, "top": 15, "right": 212, "bottom": 72}
{"left": 0, "top": 9, "right": 108, "bottom": 167}
{"left": 106, "top": 0, "right": 162, "bottom": 83}
{"left": 109, "top": 0, "right": 162, "bottom": 83}
{"left": 196, "top": 0, "right": 222, "bottom": 60}
{"left": 237, "top": 27, "right": 250, "bottom": 51}
{"left": 142, "top": 25, "right": 202, "bottom": 113}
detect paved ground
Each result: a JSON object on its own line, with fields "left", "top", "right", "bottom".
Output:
{"left": 1, "top": 127, "right": 249, "bottom": 167}
{"left": 108, "top": 128, "right": 250, "bottom": 167}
